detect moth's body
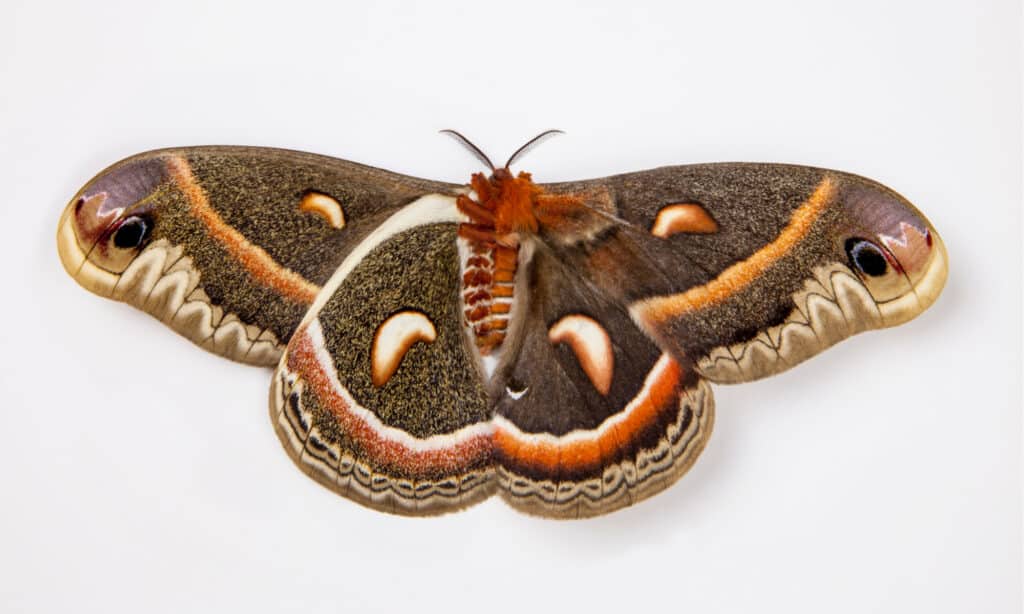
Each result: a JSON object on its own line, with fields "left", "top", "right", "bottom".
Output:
{"left": 455, "top": 168, "right": 595, "bottom": 355}
{"left": 57, "top": 145, "right": 947, "bottom": 518}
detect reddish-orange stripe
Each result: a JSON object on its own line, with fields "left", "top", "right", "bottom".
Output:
{"left": 637, "top": 177, "right": 836, "bottom": 323}
{"left": 476, "top": 319, "right": 508, "bottom": 332}
{"left": 288, "top": 325, "right": 492, "bottom": 477}
{"left": 463, "top": 270, "right": 492, "bottom": 286}
{"left": 167, "top": 156, "right": 320, "bottom": 305}
{"left": 494, "top": 356, "right": 684, "bottom": 474}
{"left": 463, "top": 290, "right": 491, "bottom": 305}
{"left": 493, "top": 246, "right": 517, "bottom": 269}
{"left": 475, "top": 332, "right": 505, "bottom": 349}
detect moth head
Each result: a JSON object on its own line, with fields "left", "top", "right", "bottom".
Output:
{"left": 490, "top": 167, "right": 514, "bottom": 182}
{"left": 836, "top": 177, "right": 948, "bottom": 326}
{"left": 57, "top": 155, "right": 167, "bottom": 294}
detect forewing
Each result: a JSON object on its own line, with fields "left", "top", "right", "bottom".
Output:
{"left": 58, "top": 146, "right": 456, "bottom": 365}
{"left": 541, "top": 163, "right": 948, "bottom": 383}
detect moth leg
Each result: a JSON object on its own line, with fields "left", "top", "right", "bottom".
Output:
{"left": 469, "top": 172, "right": 493, "bottom": 203}
{"left": 456, "top": 194, "right": 496, "bottom": 226}
{"left": 457, "top": 223, "right": 499, "bottom": 244}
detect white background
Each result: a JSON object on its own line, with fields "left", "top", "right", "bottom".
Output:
{"left": 1, "top": 1, "right": 1019, "bottom": 613}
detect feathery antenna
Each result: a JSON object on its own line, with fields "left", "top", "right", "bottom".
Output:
{"left": 505, "top": 129, "right": 565, "bottom": 168}
{"left": 440, "top": 129, "right": 495, "bottom": 171}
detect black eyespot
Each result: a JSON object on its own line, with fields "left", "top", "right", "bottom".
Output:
{"left": 113, "top": 215, "right": 151, "bottom": 249}
{"left": 845, "top": 238, "right": 888, "bottom": 277}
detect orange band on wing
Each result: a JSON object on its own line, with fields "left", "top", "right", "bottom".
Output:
{"left": 636, "top": 176, "right": 837, "bottom": 323}
{"left": 494, "top": 354, "right": 683, "bottom": 475}
{"left": 166, "top": 156, "right": 320, "bottom": 304}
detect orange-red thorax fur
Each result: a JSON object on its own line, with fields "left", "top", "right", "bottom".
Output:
{"left": 457, "top": 168, "right": 585, "bottom": 246}
{"left": 487, "top": 169, "right": 544, "bottom": 237}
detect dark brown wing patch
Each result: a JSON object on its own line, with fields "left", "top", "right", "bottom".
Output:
{"left": 491, "top": 248, "right": 714, "bottom": 518}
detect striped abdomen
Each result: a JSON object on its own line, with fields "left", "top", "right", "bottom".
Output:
{"left": 460, "top": 239, "right": 516, "bottom": 354}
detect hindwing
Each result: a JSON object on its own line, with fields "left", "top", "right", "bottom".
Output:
{"left": 271, "top": 197, "right": 495, "bottom": 514}
{"left": 491, "top": 246, "right": 714, "bottom": 518}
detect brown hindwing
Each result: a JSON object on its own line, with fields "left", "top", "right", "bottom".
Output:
{"left": 271, "top": 219, "right": 495, "bottom": 515}
{"left": 490, "top": 247, "right": 715, "bottom": 518}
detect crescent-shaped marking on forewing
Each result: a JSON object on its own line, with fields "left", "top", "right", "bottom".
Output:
{"left": 300, "top": 191, "right": 346, "bottom": 229}
{"left": 650, "top": 203, "right": 719, "bottom": 238}
{"left": 633, "top": 175, "right": 837, "bottom": 323}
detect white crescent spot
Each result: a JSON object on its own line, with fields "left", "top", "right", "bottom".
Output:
{"left": 371, "top": 310, "right": 437, "bottom": 387}
{"left": 300, "top": 191, "right": 346, "bottom": 229}
{"left": 548, "top": 315, "right": 614, "bottom": 395}
{"left": 650, "top": 203, "right": 718, "bottom": 238}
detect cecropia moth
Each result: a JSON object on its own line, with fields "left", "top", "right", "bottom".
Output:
{"left": 57, "top": 132, "right": 947, "bottom": 518}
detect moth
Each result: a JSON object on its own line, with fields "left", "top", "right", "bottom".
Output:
{"left": 57, "top": 131, "right": 948, "bottom": 518}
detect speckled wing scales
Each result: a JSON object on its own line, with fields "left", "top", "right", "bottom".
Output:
{"left": 490, "top": 247, "right": 714, "bottom": 518}
{"left": 59, "top": 150, "right": 948, "bottom": 519}
{"left": 57, "top": 147, "right": 455, "bottom": 365}
{"left": 541, "top": 163, "right": 948, "bottom": 384}
{"left": 271, "top": 197, "right": 496, "bottom": 515}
